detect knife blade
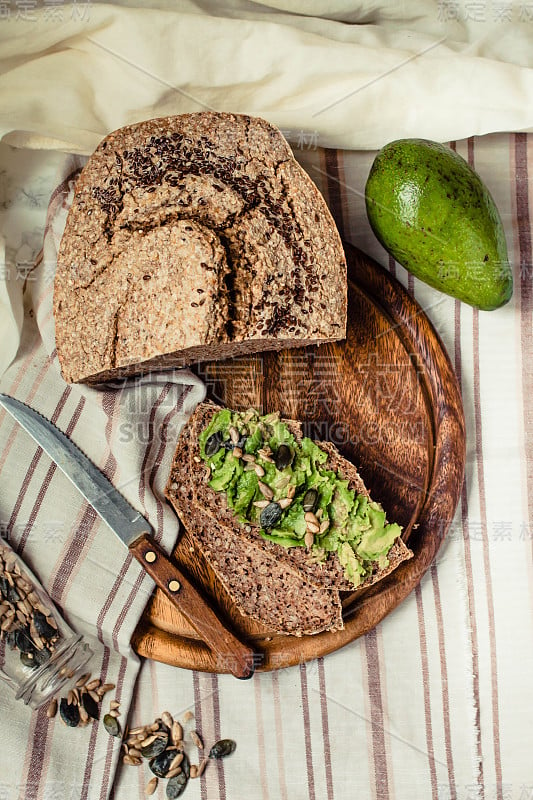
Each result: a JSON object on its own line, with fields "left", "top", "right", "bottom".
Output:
{"left": 0, "top": 393, "right": 256, "bottom": 679}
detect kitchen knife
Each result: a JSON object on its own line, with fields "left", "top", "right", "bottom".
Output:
{"left": 0, "top": 393, "right": 256, "bottom": 679}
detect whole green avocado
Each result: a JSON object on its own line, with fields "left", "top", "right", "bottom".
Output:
{"left": 365, "top": 139, "right": 513, "bottom": 310}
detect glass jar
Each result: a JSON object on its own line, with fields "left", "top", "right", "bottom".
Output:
{"left": 0, "top": 539, "right": 93, "bottom": 710}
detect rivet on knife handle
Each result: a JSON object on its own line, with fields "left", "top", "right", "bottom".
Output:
{"left": 129, "top": 533, "right": 256, "bottom": 679}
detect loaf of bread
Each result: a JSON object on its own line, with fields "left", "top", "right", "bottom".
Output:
{"left": 54, "top": 113, "right": 347, "bottom": 384}
{"left": 165, "top": 401, "right": 412, "bottom": 636}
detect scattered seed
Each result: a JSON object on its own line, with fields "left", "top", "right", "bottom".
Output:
{"left": 254, "top": 464, "right": 265, "bottom": 478}
{"left": 169, "top": 752, "right": 184, "bottom": 771}
{"left": 108, "top": 709, "right": 120, "bottom": 718}
{"left": 319, "top": 519, "right": 330, "bottom": 534}
{"left": 85, "top": 678, "right": 100, "bottom": 691}
{"left": 82, "top": 692, "right": 99, "bottom": 720}
{"left": 100, "top": 683, "right": 116, "bottom": 694}
{"left": 190, "top": 731, "right": 203, "bottom": 749}
{"left": 304, "top": 531, "right": 315, "bottom": 548}
{"left": 278, "top": 497, "right": 292, "bottom": 509}
{"left": 75, "top": 673, "right": 91, "bottom": 688}
{"left": 161, "top": 711, "right": 174, "bottom": 729}
{"left": 197, "top": 758, "right": 208, "bottom": 777}
{"left": 232, "top": 447, "right": 243, "bottom": 459}
{"left": 47, "top": 698, "right": 58, "bottom": 718}
{"left": 110, "top": 700, "right": 120, "bottom": 710}
{"left": 304, "top": 511, "right": 319, "bottom": 526}
{"left": 209, "top": 739, "right": 236, "bottom": 759}
{"left": 302, "top": 488, "right": 318, "bottom": 513}
{"left": 241, "top": 454, "right": 256, "bottom": 463}
{"left": 190, "top": 765, "right": 198, "bottom": 779}
{"left": 89, "top": 689, "right": 100, "bottom": 703}
{"left": 103, "top": 713, "right": 121, "bottom": 737}
{"left": 193, "top": 456, "right": 201, "bottom": 464}
{"left": 257, "top": 481, "right": 274, "bottom": 500}
{"left": 275, "top": 444, "right": 293, "bottom": 470}
{"left": 145, "top": 776, "right": 158, "bottom": 796}
{"left": 229, "top": 426, "right": 240, "bottom": 444}
{"left": 182, "top": 711, "right": 194, "bottom": 723}
{"left": 166, "top": 767, "right": 182, "bottom": 779}
{"left": 260, "top": 501, "right": 283, "bottom": 529}
{"left": 79, "top": 706, "right": 89, "bottom": 724}
{"left": 287, "top": 483, "right": 296, "bottom": 499}
{"left": 123, "top": 754, "right": 139, "bottom": 766}
{"left": 253, "top": 499, "right": 269, "bottom": 508}
{"left": 171, "top": 721, "right": 183, "bottom": 745}
{"left": 128, "top": 748, "right": 142, "bottom": 759}
{"left": 60, "top": 698, "right": 80, "bottom": 728}
{"left": 129, "top": 726, "right": 148, "bottom": 736}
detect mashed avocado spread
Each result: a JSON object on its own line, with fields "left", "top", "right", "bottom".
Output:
{"left": 199, "top": 409, "right": 402, "bottom": 588}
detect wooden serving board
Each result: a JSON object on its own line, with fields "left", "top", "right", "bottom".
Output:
{"left": 132, "top": 242, "right": 466, "bottom": 672}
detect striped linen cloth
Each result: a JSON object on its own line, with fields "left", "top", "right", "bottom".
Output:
{"left": 0, "top": 133, "right": 531, "bottom": 799}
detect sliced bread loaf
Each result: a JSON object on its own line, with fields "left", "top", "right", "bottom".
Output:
{"left": 54, "top": 113, "right": 347, "bottom": 384}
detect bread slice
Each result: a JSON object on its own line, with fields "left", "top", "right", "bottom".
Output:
{"left": 165, "top": 401, "right": 412, "bottom": 635}
{"left": 167, "top": 409, "right": 343, "bottom": 636}
{"left": 54, "top": 113, "right": 347, "bottom": 384}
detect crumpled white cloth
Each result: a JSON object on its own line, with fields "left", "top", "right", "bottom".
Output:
{"left": 1, "top": 0, "right": 533, "bottom": 376}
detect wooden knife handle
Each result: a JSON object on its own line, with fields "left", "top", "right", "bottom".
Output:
{"left": 129, "top": 533, "right": 257, "bottom": 679}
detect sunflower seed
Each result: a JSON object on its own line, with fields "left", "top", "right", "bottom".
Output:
{"left": 278, "top": 497, "right": 292, "bottom": 509}
{"left": 166, "top": 767, "right": 182, "bottom": 779}
{"left": 190, "top": 765, "right": 198, "bottom": 779}
{"left": 304, "top": 531, "right": 315, "bottom": 548}
{"left": 75, "top": 672, "right": 91, "bottom": 688}
{"left": 232, "top": 446, "right": 243, "bottom": 459}
{"left": 182, "top": 711, "right": 194, "bottom": 723}
{"left": 161, "top": 711, "right": 174, "bottom": 728}
{"left": 171, "top": 721, "right": 183, "bottom": 745}
{"left": 110, "top": 700, "right": 120, "bottom": 710}
{"left": 47, "top": 698, "right": 58, "bottom": 718}
{"left": 128, "top": 748, "right": 142, "bottom": 759}
{"left": 257, "top": 481, "right": 274, "bottom": 500}
{"left": 229, "top": 426, "right": 240, "bottom": 444}
{"left": 254, "top": 464, "right": 265, "bottom": 478}
{"left": 85, "top": 678, "right": 100, "bottom": 691}
{"left": 253, "top": 499, "right": 269, "bottom": 508}
{"left": 193, "top": 456, "right": 201, "bottom": 464}
{"left": 169, "top": 752, "right": 184, "bottom": 770}
{"left": 108, "top": 709, "right": 120, "bottom": 718}
{"left": 79, "top": 705, "right": 89, "bottom": 724}
{"left": 190, "top": 731, "right": 203, "bottom": 749}
{"left": 145, "top": 776, "right": 158, "bottom": 795}
{"left": 197, "top": 758, "right": 208, "bottom": 776}
{"left": 319, "top": 519, "right": 330, "bottom": 534}
{"left": 306, "top": 521, "right": 320, "bottom": 535}
{"left": 241, "top": 454, "right": 256, "bottom": 463}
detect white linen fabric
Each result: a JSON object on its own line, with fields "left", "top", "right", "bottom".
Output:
{"left": 1, "top": 132, "right": 531, "bottom": 800}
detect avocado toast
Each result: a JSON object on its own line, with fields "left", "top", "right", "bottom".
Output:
{"left": 165, "top": 401, "right": 412, "bottom": 635}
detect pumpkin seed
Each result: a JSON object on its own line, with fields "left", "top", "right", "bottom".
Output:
{"left": 205, "top": 431, "right": 224, "bottom": 456}
{"left": 259, "top": 502, "right": 283, "bottom": 529}
{"left": 149, "top": 747, "right": 177, "bottom": 777}
{"left": 60, "top": 698, "right": 80, "bottom": 728}
{"left": 166, "top": 773, "right": 188, "bottom": 799}
{"left": 103, "top": 713, "right": 121, "bottom": 737}
{"left": 81, "top": 692, "right": 100, "bottom": 719}
{"left": 33, "top": 610, "right": 56, "bottom": 641}
{"left": 275, "top": 444, "right": 293, "bottom": 470}
{"left": 209, "top": 739, "right": 237, "bottom": 759}
{"left": 142, "top": 732, "right": 169, "bottom": 759}
{"left": 302, "top": 489, "right": 318, "bottom": 513}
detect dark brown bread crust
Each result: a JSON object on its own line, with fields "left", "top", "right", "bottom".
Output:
{"left": 171, "top": 401, "right": 412, "bottom": 592}
{"left": 54, "top": 113, "right": 347, "bottom": 384}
